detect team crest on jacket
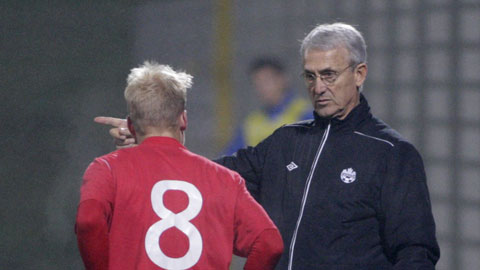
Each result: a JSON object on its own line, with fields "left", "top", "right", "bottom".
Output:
{"left": 340, "top": 168, "right": 356, "bottom": 183}
{"left": 286, "top": 161, "right": 298, "bottom": 171}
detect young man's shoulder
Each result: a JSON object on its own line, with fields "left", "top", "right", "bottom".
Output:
{"left": 191, "top": 150, "right": 245, "bottom": 182}
{"left": 91, "top": 146, "right": 136, "bottom": 165}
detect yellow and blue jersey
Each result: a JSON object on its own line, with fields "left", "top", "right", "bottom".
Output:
{"left": 223, "top": 92, "right": 311, "bottom": 155}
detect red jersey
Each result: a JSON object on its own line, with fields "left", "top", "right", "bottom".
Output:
{"left": 78, "top": 136, "right": 279, "bottom": 269}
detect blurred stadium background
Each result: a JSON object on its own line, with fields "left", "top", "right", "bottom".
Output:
{"left": 1, "top": 0, "right": 479, "bottom": 269}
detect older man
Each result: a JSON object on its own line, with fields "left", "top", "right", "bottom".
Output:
{"left": 77, "top": 62, "right": 283, "bottom": 269}
{"left": 219, "top": 22, "right": 439, "bottom": 269}
{"left": 96, "top": 23, "right": 439, "bottom": 269}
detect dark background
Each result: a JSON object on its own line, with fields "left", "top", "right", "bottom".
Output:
{"left": 1, "top": 1, "right": 135, "bottom": 268}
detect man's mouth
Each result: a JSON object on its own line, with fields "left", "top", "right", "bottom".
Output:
{"left": 315, "top": 98, "right": 330, "bottom": 105}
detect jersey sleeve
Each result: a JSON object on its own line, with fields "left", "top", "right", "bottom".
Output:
{"left": 243, "top": 229, "right": 283, "bottom": 270}
{"left": 76, "top": 157, "right": 116, "bottom": 270}
{"left": 231, "top": 173, "right": 281, "bottom": 257}
{"left": 80, "top": 157, "right": 116, "bottom": 208}
{"left": 76, "top": 200, "right": 109, "bottom": 270}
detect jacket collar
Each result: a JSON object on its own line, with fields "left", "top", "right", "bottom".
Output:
{"left": 313, "top": 93, "right": 371, "bottom": 132}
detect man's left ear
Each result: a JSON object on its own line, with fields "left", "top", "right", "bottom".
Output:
{"left": 179, "top": 110, "right": 187, "bottom": 131}
{"left": 354, "top": 63, "right": 368, "bottom": 88}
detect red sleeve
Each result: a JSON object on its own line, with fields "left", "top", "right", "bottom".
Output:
{"left": 244, "top": 229, "right": 283, "bottom": 270}
{"left": 75, "top": 158, "right": 115, "bottom": 270}
{"left": 232, "top": 173, "right": 283, "bottom": 267}
{"left": 80, "top": 158, "right": 115, "bottom": 206}
{"left": 75, "top": 200, "right": 109, "bottom": 270}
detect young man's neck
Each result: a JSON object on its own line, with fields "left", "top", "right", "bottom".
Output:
{"left": 135, "top": 127, "right": 183, "bottom": 145}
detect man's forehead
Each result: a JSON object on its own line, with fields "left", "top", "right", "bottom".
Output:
{"left": 303, "top": 47, "right": 350, "bottom": 70}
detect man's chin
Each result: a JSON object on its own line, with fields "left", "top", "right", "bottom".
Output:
{"left": 314, "top": 108, "right": 336, "bottom": 119}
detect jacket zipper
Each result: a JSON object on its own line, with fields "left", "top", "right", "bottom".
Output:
{"left": 287, "top": 122, "right": 331, "bottom": 270}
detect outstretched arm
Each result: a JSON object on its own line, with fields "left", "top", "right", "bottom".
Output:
{"left": 94, "top": 116, "right": 136, "bottom": 148}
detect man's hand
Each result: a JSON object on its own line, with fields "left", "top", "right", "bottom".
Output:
{"left": 94, "top": 117, "right": 136, "bottom": 148}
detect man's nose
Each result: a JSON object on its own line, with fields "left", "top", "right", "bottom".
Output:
{"left": 313, "top": 78, "right": 328, "bottom": 94}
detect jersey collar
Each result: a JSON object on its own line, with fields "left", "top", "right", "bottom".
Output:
{"left": 140, "top": 136, "right": 185, "bottom": 149}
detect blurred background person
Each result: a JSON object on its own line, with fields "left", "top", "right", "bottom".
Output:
{"left": 223, "top": 56, "right": 311, "bottom": 155}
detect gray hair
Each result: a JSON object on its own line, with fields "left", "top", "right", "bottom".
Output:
{"left": 124, "top": 61, "right": 193, "bottom": 135}
{"left": 300, "top": 23, "right": 367, "bottom": 66}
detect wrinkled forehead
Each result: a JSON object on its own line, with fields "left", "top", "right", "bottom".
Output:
{"left": 303, "top": 47, "right": 351, "bottom": 71}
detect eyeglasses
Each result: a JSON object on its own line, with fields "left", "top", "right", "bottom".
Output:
{"left": 301, "top": 64, "right": 355, "bottom": 86}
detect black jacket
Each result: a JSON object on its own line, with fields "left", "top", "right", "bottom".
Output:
{"left": 217, "top": 95, "right": 439, "bottom": 269}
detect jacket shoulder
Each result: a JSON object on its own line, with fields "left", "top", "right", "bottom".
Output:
{"left": 284, "top": 118, "right": 316, "bottom": 128}
{"left": 357, "top": 116, "right": 422, "bottom": 156}
{"left": 261, "top": 119, "right": 315, "bottom": 143}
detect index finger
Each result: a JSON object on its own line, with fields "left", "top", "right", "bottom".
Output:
{"left": 94, "top": 116, "right": 127, "bottom": 128}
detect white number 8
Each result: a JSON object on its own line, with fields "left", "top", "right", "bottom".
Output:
{"left": 145, "top": 180, "right": 203, "bottom": 270}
